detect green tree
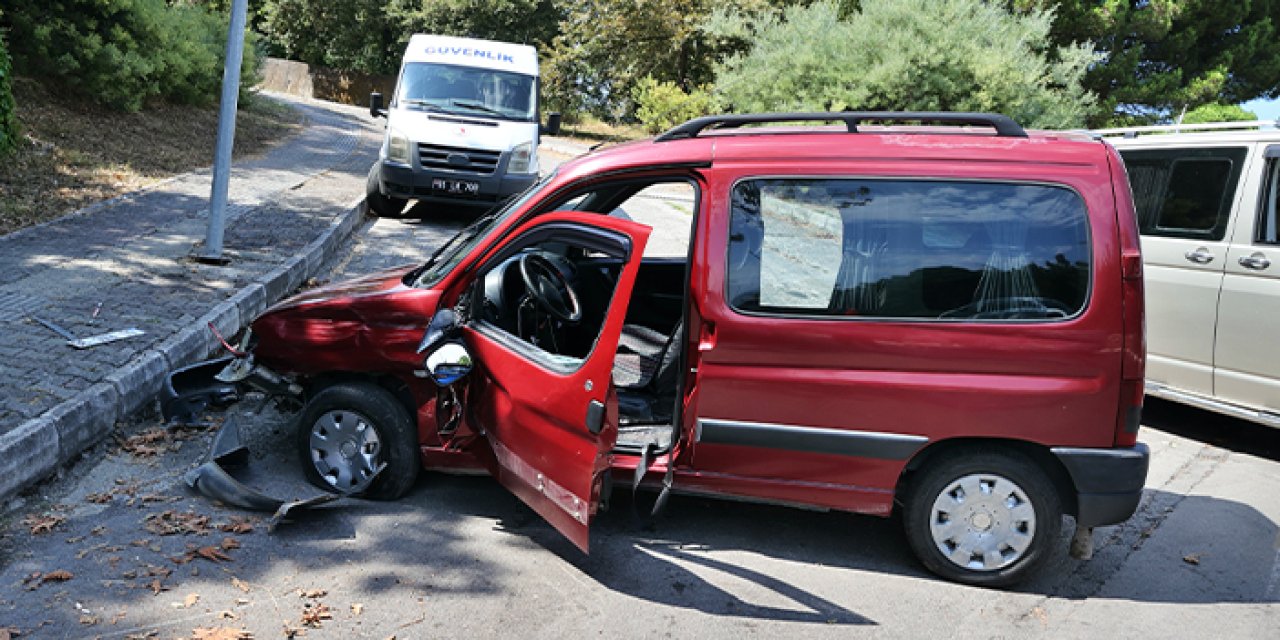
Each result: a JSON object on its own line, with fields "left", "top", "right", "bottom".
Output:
{"left": 1180, "top": 103, "right": 1259, "bottom": 124}
{"left": 1010, "top": 1, "right": 1280, "bottom": 126}
{"left": 712, "top": 0, "right": 1095, "bottom": 129}
{"left": 387, "top": 0, "right": 563, "bottom": 50}
{"left": 545, "top": 0, "right": 777, "bottom": 120}
{"left": 0, "top": 10, "right": 18, "bottom": 156}
{"left": 2, "top": 0, "right": 262, "bottom": 112}
{"left": 264, "top": 0, "right": 401, "bottom": 74}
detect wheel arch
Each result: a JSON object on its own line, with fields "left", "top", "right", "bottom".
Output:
{"left": 896, "top": 437, "right": 1078, "bottom": 519}
{"left": 303, "top": 371, "right": 419, "bottom": 432}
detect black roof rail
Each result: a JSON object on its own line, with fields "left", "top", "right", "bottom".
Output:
{"left": 654, "top": 111, "right": 1027, "bottom": 142}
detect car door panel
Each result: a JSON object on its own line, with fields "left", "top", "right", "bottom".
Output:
{"left": 463, "top": 212, "right": 651, "bottom": 552}
{"left": 1216, "top": 145, "right": 1280, "bottom": 412}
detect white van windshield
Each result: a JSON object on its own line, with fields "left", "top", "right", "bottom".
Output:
{"left": 396, "top": 62, "right": 536, "bottom": 122}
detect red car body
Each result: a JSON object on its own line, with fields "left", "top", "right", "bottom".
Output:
{"left": 175, "top": 113, "right": 1150, "bottom": 585}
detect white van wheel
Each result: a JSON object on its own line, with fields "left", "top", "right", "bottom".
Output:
{"left": 904, "top": 450, "right": 1061, "bottom": 586}
{"left": 366, "top": 164, "right": 407, "bottom": 217}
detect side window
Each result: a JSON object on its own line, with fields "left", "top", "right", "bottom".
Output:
{"left": 727, "top": 179, "right": 1091, "bottom": 321}
{"left": 1120, "top": 147, "right": 1247, "bottom": 241}
{"left": 1258, "top": 153, "right": 1279, "bottom": 245}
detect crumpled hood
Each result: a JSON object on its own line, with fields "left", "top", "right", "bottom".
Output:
{"left": 266, "top": 265, "right": 417, "bottom": 314}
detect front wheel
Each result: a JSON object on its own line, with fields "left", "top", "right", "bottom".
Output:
{"left": 903, "top": 450, "right": 1062, "bottom": 587}
{"left": 366, "top": 164, "right": 408, "bottom": 218}
{"left": 296, "top": 381, "right": 419, "bottom": 500}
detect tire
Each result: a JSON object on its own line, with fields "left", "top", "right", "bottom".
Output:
{"left": 366, "top": 163, "right": 407, "bottom": 218}
{"left": 903, "top": 450, "right": 1062, "bottom": 587}
{"left": 296, "top": 381, "right": 419, "bottom": 500}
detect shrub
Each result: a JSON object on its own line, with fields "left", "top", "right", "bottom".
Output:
{"left": 2, "top": 0, "right": 262, "bottom": 112}
{"left": 633, "top": 77, "right": 718, "bottom": 134}
{"left": 0, "top": 17, "right": 18, "bottom": 156}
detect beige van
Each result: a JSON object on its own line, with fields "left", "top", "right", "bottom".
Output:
{"left": 1103, "top": 121, "right": 1280, "bottom": 426}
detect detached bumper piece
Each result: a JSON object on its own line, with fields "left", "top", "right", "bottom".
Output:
{"left": 162, "top": 357, "right": 241, "bottom": 424}
{"left": 185, "top": 416, "right": 380, "bottom": 530}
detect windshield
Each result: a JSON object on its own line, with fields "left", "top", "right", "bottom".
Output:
{"left": 411, "top": 172, "right": 554, "bottom": 288}
{"left": 396, "top": 62, "right": 537, "bottom": 122}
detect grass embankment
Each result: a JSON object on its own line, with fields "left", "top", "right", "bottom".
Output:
{"left": 0, "top": 78, "right": 302, "bottom": 236}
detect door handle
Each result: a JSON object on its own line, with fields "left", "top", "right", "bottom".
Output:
{"left": 1184, "top": 248, "right": 1215, "bottom": 264}
{"left": 1239, "top": 252, "right": 1272, "bottom": 271}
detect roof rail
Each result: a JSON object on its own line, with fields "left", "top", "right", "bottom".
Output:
{"left": 1094, "top": 120, "right": 1280, "bottom": 138}
{"left": 654, "top": 112, "right": 1027, "bottom": 142}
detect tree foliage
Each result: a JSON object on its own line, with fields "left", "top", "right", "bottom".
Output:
{"left": 711, "top": 0, "right": 1095, "bottom": 129}
{"left": 264, "top": 0, "right": 401, "bottom": 74}
{"left": 1010, "top": 1, "right": 1280, "bottom": 126}
{"left": 544, "top": 0, "right": 778, "bottom": 119}
{"left": 1181, "top": 103, "right": 1259, "bottom": 124}
{"left": 0, "top": 10, "right": 18, "bottom": 156}
{"left": 1, "top": 0, "right": 262, "bottom": 112}
{"left": 633, "top": 76, "right": 717, "bottom": 133}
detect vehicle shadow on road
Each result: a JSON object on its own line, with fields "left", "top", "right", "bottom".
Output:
{"left": 1142, "top": 397, "right": 1280, "bottom": 462}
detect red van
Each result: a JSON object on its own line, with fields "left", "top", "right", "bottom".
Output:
{"left": 166, "top": 112, "right": 1150, "bottom": 587}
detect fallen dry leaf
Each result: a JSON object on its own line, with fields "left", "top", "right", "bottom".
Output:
{"left": 0, "top": 626, "right": 19, "bottom": 639}
{"left": 220, "top": 537, "right": 241, "bottom": 551}
{"left": 231, "top": 577, "right": 250, "bottom": 593}
{"left": 90, "top": 525, "right": 107, "bottom": 536}
{"left": 125, "top": 631, "right": 159, "bottom": 640}
{"left": 218, "top": 517, "right": 255, "bottom": 535}
{"left": 42, "top": 570, "right": 74, "bottom": 583}
{"left": 78, "top": 615, "right": 98, "bottom": 626}
{"left": 86, "top": 492, "right": 114, "bottom": 504}
{"left": 1183, "top": 553, "right": 1202, "bottom": 565}
{"left": 350, "top": 603, "right": 364, "bottom": 616}
{"left": 281, "top": 625, "right": 305, "bottom": 638}
{"left": 191, "top": 628, "right": 253, "bottom": 640}
{"left": 183, "top": 593, "right": 200, "bottom": 608}
{"left": 23, "top": 514, "right": 65, "bottom": 535}
{"left": 144, "top": 511, "right": 212, "bottom": 536}
{"left": 177, "top": 546, "right": 232, "bottom": 564}
{"left": 147, "top": 579, "right": 168, "bottom": 595}
{"left": 298, "top": 589, "right": 327, "bottom": 599}
{"left": 300, "top": 602, "right": 332, "bottom": 627}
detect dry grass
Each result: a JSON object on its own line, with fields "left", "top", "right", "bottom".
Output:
{"left": 559, "top": 115, "right": 648, "bottom": 145}
{"left": 0, "top": 77, "right": 302, "bottom": 236}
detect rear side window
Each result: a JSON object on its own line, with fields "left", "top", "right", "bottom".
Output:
{"left": 1120, "top": 147, "right": 1246, "bottom": 241}
{"left": 727, "top": 179, "right": 1091, "bottom": 321}
{"left": 1259, "top": 152, "right": 1279, "bottom": 245}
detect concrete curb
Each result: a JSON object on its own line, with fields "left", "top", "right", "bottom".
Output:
{"left": 0, "top": 197, "right": 367, "bottom": 501}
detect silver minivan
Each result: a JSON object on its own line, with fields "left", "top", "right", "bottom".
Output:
{"left": 1103, "top": 121, "right": 1280, "bottom": 426}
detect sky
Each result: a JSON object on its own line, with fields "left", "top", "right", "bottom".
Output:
{"left": 1242, "top": 96, "right": 1280, "bottom": 121}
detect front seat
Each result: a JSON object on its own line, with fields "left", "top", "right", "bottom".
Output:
{"left": 614, "top": 320, "right": 683, "bottom": 425}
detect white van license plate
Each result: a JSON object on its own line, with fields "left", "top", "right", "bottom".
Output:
{"left": 432, "top": 178, "right": 480, "bottom": 196}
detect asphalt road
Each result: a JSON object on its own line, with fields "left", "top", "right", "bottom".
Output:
{"left": 2, "top": 150, "right": 1278, "bottom": 638}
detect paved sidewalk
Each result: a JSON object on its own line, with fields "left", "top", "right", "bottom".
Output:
{"left": 0, "top": 94, "right": 383, "bottom": 501}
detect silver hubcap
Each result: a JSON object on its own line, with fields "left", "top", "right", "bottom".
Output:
{"left": 929, "top": 473, "right": 1036, "bottom": 571}
{"left": 308, "top": 409, "right": 382, "bottom": 493}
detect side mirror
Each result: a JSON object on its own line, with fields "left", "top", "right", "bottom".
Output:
{"left": 541, "top": 112, "right": 562, "bottom": 136}
{"left": 417, "top": 308, "right": 460, "bottom": 356}
{"left": 424, "top": 341, "right": 473, "bottom": 386}
{"left": 370, "top": 92, "right": 387, "bottom": 119}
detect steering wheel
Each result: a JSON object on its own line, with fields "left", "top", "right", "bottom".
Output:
{"left": 519, "top": 253, "right": 582, "bottom": 323}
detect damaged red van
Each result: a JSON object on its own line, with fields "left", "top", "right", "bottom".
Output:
{"left": 165, "top": 112, "right": 1149, "bottom": 587}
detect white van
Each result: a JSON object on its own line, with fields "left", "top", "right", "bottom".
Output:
{"left": 367, "top": 34, "right": 561, "bottom": 217}
{"left": 1102, "top": 121, "right": 1280, "bottom": 427}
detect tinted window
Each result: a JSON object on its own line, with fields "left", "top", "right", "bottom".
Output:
{"left": 1120, "top": 147, "right": 1246, "bottom": 241}
{"left": 727, "top": 179, "right": 1091, "bottom": 321}
{"left": 1259, "top": 156, "right": 1279, "bottom": 245}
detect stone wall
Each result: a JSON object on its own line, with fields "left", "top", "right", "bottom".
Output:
{"left": 260, "top": 58, "right": 396, "bottom": 107}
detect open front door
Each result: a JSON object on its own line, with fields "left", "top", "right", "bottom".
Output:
{"left": 462, "top": 212, "right": 651, "bottom": 552}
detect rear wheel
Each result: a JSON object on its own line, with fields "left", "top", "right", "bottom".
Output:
{"left": 297, "top": 382, "right": 419, "bottom": 500}
{"left": 366, "top": 164, "right": 407, "bottom": 218}
{"left": 903, "top": 450, "right": 1061, "bottom": 587}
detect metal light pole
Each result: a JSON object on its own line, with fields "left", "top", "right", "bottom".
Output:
{"left": 199, "top": 0, "right": 250, "bottom": 264}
